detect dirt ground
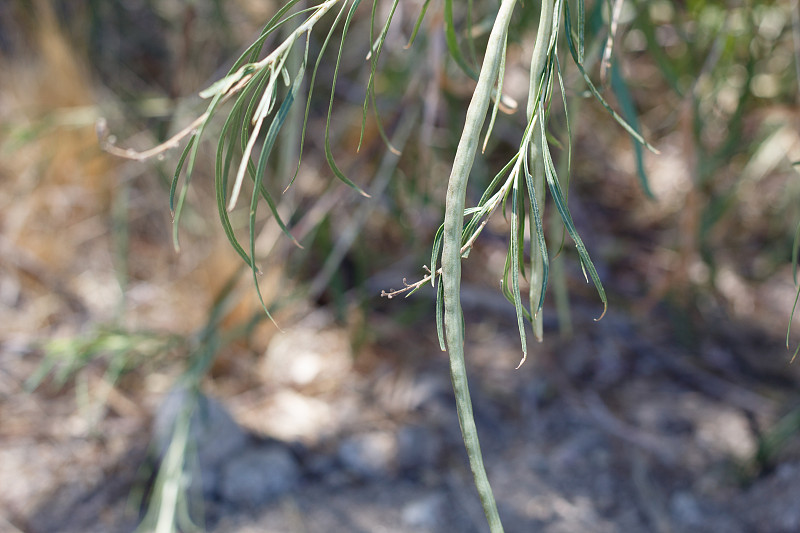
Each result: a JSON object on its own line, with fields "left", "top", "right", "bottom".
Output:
{"left": 4, "top": 278, "right": 800, "bottom": 533}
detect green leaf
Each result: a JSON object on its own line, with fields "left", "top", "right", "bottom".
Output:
{"left": 482, "top": 34, "right": 509, "bottom": 153}
{"left": 290, "top": 0, "right": 349, "bottom": 192}
{"left": 563, "top": 0, "right": 659, "bottom": 154}
{"left": 793, "top": 220, "right": 800, "bottom": 284}
{"left": 360, "top": 0, "right": 400, "bottom": 155}
{"left": 610, "top": 61, "right": 654, "bottom": 198}
{"left": 789, "top": 284, "right": 800, "bottom": 361}
{"left": 509, "top": 171, "right": 528, "bottom": 363}
{"left": 199, "top": 65, "right": 252, "bottom": 99}
{"left": 524, "top": 156, "right": 549, "bottom": 315}
{"left": 215, "top": 94, "right": 256, "bottom": 268}
{"left": 169, "top": 136, "right": 196, "bottom": 215}
{"left": 435, "top": 279, "right": 446, "bottom": 351}
{"left": 325, "top": 0, "right": 370, "bottom": 197}
{"left": 430, "top": 224, "right": 445, "bottom": 287}
{"left": 444, "top": 0, "right": 479, "bottom": 80}
{"left": 540, "top": 118, "right": 607, "bottom": 319}
{"left": 406, "top": 0, "right": 432, "bottom": 48}
{"left": 169, "top": 135, "right": 197, "bottom": 251}
{"left": 173, "top": 91, "right": 226, "bottom": 252}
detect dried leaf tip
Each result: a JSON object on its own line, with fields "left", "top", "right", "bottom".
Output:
{"left": 593, "top": 303, "right": 608, "bottom": 322}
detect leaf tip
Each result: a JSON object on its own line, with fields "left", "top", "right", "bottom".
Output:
{"left": 594, "top": 303, "right": 608, "bottom": 322}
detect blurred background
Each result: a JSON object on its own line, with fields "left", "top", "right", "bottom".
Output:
{"left": 2, "top": 1, "right": 800, "bottom": 532}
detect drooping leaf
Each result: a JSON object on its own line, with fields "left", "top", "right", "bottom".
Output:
{"left": 610, "top": 61, "right": 655, "bottom": 198}
{"left": 325, "top": 0, "right": 370, "bottom": 197}
{"left": 406, "top": 0, "right": 432, "bottom": 48}
{"left": 444, "top": 0, "right": 480, "bottom": 80}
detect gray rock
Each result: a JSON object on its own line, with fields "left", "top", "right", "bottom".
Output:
{"left": 338, "top": 431, "right": 398, "bottom": 478}
{"left": 401, "top": 493, "right": 445, "bottom": 529}
{"left": 742, "top": 462, "right": 800, "bottom": 533}
{"left": 670, "top": 491, "right": 704, "bottom": 527}
{"left": 219, "top": 445, "right": 301, "bottom": 507}
{"left": 396, "top": 425, "right": 443, "bottom": 472}
{"left": 152, "top": 388, "right": 249, "bottom": 474}
{"left": 152, "top": 388, "right": 250, "bottom": 499}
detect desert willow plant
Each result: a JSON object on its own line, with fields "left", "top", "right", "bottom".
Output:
{"left": 103, "top": 1, "right": 656, "bottom": 531}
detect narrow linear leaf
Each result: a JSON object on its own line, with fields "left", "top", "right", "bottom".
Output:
{"left": 290, "top": 1, "right": 349, "bottom": 192}
{"left": 406, "top": 0, "right": 432, "bottom": 48}
{"left": 436, "top": 280, "right": 446, "bottom": 351}
{"left": 578, "top": 0, "right": 585, "bottom": 63}
{"left": 216, "top": 99, "right": 256, "bottom": 268}
{"left": 360, "top": 0, "right": 400, "bottom": 155}
{"left": 169, "top": 135, "right": 197, "bottom": 215}
{"left": 199, "top": 65, "right": 252, "bottom": 99}
{"left": 792, "top": 220, "right": 800, "bottom": 284}
{"left": 509, "top": 173, "right": 528, "bottom": 365}
{"left": 524, "top": 159, "right": 549, "bottom": 315}
{"left": 461, "top": 157, "right": 518, "bottom": 248}
{"left": 249, "top": 52, "right": 308, "bottom": 249}
{"left": 501, "top": 239, "right": 534, "bottom": 323}
{"left": 444, "top": 0, "right": 480, "bottom": 80}
{"left": 563, "top": 1, "right": 659, "bottom": 154}
{"left": 789, "top": 220, "right": 800, "bottom": 360}
{"left": 788, "top": 284, "right": 800, "bottom": 361}
{"left": 246, "top": 73, "right": 310, "bottom": 328}
{"left": 610, "top": 61, "right": 655, "bottom": 198}
{"left": 173, "top": 91, "right": 226, "bottom": 251}
{"left": 229, "top": 96, "right": 269, "bottom": 211}
{"left": 325, "top": 0, "right": 370, "bottom": 197}
{"left": 554, "top": 54, "right": 572, "bottom": 177}
{"left": 237, "top": 2, "right": 319, "bottom": 69}
{"left": 214, "top": 63, "right": 272, "bottom": 269}
{"left": 430, "top": 224, "right": 445, "bottom": 287}
{"left": 483, "top": 34, "right": 509, "bottom": 153}
{"left": 540, "top": 119, "right": 607, "bottom": 319}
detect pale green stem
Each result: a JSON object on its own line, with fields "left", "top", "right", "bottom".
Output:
{"left": 527, "top": 0, "right": 555, "bottom": 342}
{"left": 441, "top": 1, "right": 518, "bottom": 531}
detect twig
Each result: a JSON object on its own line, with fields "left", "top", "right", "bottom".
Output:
{"left": 381, "top": 266, "right": 437, "bottom": 299}
{"left": 98, "top": 0, "right": 341, "bottom": 164}
{"left": 380, "top": 213, "right": 497, "bottom": 300}
{"left": 97, "top": 113, "right": 209, "bottom": 162}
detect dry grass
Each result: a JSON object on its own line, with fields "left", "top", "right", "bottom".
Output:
{"left": 0, "top": 1, "right": 281, "bottom": 347}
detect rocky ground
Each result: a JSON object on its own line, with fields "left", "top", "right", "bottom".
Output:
{"left": 4, "top": 290, "right": 800, "bottom": 533}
